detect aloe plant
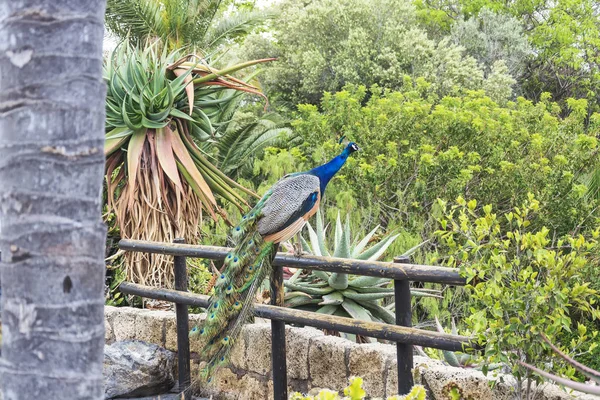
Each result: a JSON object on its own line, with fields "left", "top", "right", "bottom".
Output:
{"left": 104, "top": 44, "right": 275, "bottom": 287}
{"left": 284, "top": 210, "right": 439, "bottom": 342}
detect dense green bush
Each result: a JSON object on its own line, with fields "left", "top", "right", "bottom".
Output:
{"left": 289, "top": 83, "right": 600, "bottom": 239}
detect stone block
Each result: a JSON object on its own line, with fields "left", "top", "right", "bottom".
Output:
{"left": 286, "top": 326, "right": 324, "bottom": 380}
{"left": 135, "top": 310, "right": 167, "bottom": 346}
{"left": 417, "top": 364, "right": 501, "bottom": 400}
{"left": 267, "top": 379, "right": 307, "bottom": 400}
{"left": 348, "top": 342, "right": 393, "bottom": 398}
{"left": 244, "top": 323, "right": 272, "bottom": 376}
{"left": 229, "top": 328, "right": 247, "bottom": 370}
{"left": 308, "top": 334, "right": 354, "bottom": 391}
{"left": 196, "top": 368, "right": 267, "bottom": 400}
{"left": 105, "top": 309, "right": 116, "bottom": 344}
{"left": 164, "top": 313, "right": 178, "bottom": 352}
{"left": 112, "top": 307, "right": 140, "bottom": 341}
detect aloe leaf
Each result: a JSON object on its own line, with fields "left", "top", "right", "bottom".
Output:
{"left": 141, "top": 114, "right": 169, "bottom": 129}
{"left": 284, "top": 282, "right": 335, "bottom": 295}
{"left": 284, "top": 291, "right": 312, "bottom": 301}
{"left": 315, "top": 208, "right": 330, "bottom": 257}
{"left": 105, "top": 136, "right": 129, "bottom": 156}
{"left": 287, "top": 268, "right": 303, "bottom": 284}
{"left": 312, "top": 270, "right": 331, "bottom": 282}
{"left": 306, "top": 222, "right": 321, "bottom": 256}
{"left": 192, "top": 58, "right": 276, "bottom": 85}
{"left": 334, "top": 211, "right": 343, "bottom": 251}
{"left": 341, "top": 298, "right": 373, "bottom": 322}
{"left": 328, "top": 273, "right": 348, "bottom": 290}
{"left": 354, "top": 286, "right": 394, "bottom": 294}
{"left": 155, "top": 127, "right": 183, "bottom": 189}
{"left": 169, "top": 107, "right": 196, "bottom": 122}
{"left": 341, "top": 289, "right": 392, "bottom": 301}
{"left": 300, "top": 235, "right": 312, "bottom": 253}
{"left": 170, "top": 125, "right": 217, "bottom": 212}
{"left": 351, "top": 224, "right": 381, "bottom": 258}
{"left": 348, "top": 276, "right": 390, "bottom": 287}
{"left": 316, "top": 305, "right": 338, "bottom": 315}
{"left": 319, "top": 291, "right": 344, "bottom": 306}
{"left": 410, "top": 290, "right": 443, "bottom": 299}
{"left": 106, "top": 126, "right": 133, "bottom": 139}
{"left": 126, "top": 129, "right": 147, "bottom": 208}
{"left": 357, "top": 300, "right": 396, "bottom": 324}
{"left": 401, "top": 239, "right": 431, "bottom": 257}
{"left": 356, "top": 233, "right": 400, "bottom": 261}
{"left": 285, "top": 296, "right": 321, "bottom": 308}
{"left": 333, "top": 214, "right": 351, "bottom": 258}
{"left": 443, "top": 350, "right": 462, "bottom": 367}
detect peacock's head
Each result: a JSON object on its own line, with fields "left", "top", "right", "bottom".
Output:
{"left": 346, "top": 142, "right": 360, "bottom": 153}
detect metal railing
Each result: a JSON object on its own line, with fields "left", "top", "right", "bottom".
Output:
{"left": 118, "top": 238, "right": 474, "bottom": 400}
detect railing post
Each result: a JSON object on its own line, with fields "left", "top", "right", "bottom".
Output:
{"left": 394, "top": 255, "right": 414, "bottom": 395}
{"left": 173, "top": 238, "right": 191, "bottom": 400}
{"left": 270, "top": 264, "right": 287, "bottom": 400}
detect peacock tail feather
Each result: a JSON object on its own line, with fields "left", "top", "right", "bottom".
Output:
{"left": 191, "top": 195, "right": 277, "bottom": 381}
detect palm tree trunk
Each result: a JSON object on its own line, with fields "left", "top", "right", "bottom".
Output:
{"left": 0, "top": 1, "right": 107, "bottom": 399}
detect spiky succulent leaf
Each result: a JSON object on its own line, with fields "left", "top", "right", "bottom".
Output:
{"left": 315, "top": 208, "right": 330, "bottom": 256}
{"left": 351, "top": 224, "right": 380, "bottom": 258}
{"left": 306, "top": 222, "right": 322, "bottom": 257}
{"left": 320, "top": 292, "right": 344, "bottom": 306}
{"left": 356, "top": 233, "right": 400, "bottom": 261}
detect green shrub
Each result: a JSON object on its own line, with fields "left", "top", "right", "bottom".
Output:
{"left": 434, "top": 194, "right": 599, "bottom": 398}
{"left": 291, "top": 84, "right": 600, "bottom": 239}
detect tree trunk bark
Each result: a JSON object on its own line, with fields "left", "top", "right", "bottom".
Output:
{"left": 0, "top": 1, "right": 107, "bottom": 399}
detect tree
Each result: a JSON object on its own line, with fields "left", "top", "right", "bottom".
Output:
{"left": 0, "top": 1, "right": 107, "bottom": 399}
{"left": 244, "top": 0, "right": 515, "bottom": 107}
{"left": 105, "top": 0, "right": 269, "bottom": 52}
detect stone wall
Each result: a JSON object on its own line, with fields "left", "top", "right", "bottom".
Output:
{"left": 105, "top": 306, "right": 595, "bottom": 400}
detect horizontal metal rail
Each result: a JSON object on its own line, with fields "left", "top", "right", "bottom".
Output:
{"left": 119, "top": 282, "right": 474, "bottom": 352}
{"left": 119, "top": 239, "right": 465, "bottom": 286}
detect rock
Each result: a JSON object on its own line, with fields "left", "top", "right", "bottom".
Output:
{"left": 104, "top": 340, "right": 176, "bottom": 399}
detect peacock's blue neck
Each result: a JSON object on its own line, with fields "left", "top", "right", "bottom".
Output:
{"left": 309, "top": 148, "right": 351, "bottom": 193}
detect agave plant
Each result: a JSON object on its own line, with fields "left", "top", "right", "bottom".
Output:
{"left": 284, "top": 210, "right": 438, "bottom": 342}
{"left": 519, "top": 333, "right": 600, "bottom": 395}
{"left": 104, "top": 44, "right": 275, "bottom": 287}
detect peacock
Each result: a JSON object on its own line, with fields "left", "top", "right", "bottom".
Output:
{"left": 190, "top": 141, "right": 360, "bottom": 381}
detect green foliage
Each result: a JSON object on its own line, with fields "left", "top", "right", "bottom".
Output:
{"left": 417, "top": 0, "right": 600, "bottom": 110}
{"left": 290, "top": 377, "right": 426, "bottom": 400}
{"left": 450, "top": 8, "right": 531, "bottom": 78}
{"left": 244, "top": 0, "right": 513, "bottom": 106}
{"left": 435, "top": 194, "right": 600, "bottom": 397}
{"left": 292, "top": 84, "right": 600, "bottom": 239}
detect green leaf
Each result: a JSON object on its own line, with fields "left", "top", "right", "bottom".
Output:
{"left": 356, "top": 233, "right": 400, "bottom": 261}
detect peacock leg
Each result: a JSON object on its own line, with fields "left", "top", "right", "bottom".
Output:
{"left": 293, "top": 233, "right": 305, "bottom": 257}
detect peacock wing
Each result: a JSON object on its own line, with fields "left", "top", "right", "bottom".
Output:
{"left": 256, "top": 174, "right": 321, "bottom": 243}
